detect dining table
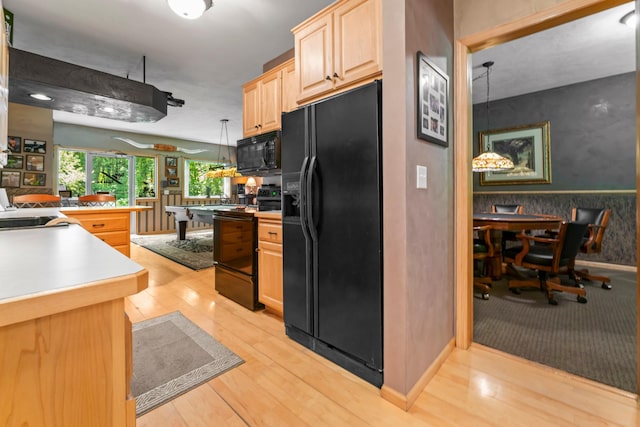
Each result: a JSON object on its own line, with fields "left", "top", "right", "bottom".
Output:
{"left": 473, "top": 212, "right": 563, "bottom": 279}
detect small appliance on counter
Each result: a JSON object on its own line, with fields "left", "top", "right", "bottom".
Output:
{"left": 256, "top": 184, "right": 281, "bottom": 211}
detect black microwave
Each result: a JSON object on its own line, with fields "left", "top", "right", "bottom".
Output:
{"left": 236, "top": 130, "right": 281, "bottom": 175}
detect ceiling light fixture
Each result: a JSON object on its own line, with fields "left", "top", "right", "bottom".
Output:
{"left": 167, "top": 0, "right": 212, "bottom": 19}
{"left": 29, "top": 93, "right": 53, "bottom": 101}
{"left": 206, "top": 119, "right": 242, "bottom": 178}
{"left": 620, "top": 10, "right": 637, "bottom": 28}
{"left": 472, "top": 61, "right": 514, "bottom": 173}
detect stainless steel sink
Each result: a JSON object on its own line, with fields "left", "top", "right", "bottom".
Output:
{"left": 0, "top": 216, "right": 62, "bottom": 230}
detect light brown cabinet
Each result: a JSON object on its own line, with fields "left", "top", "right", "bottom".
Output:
{"left": 281, "top": 59, "right": 298, "bottom": 113}
{"left": 257, "top": 217, "right": 283, "bottom": 316}
{"left": 242, "top": 66, "right": 282, "bottom": 137}
{"left": 293, "top": 0, "right": 382, "bottom": 104}
{"left": 62, "top": 206, "right": 148, "bottom": 257}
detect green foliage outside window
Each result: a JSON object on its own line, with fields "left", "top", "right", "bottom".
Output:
{"left": 91, "top": 156, "right": 129, "bottom": 204}
{"left": 135, "top": 156, "right": 156, "bottom": 198}
{"left": 58, "top": 150, "right": 86, "bottom": 197}
{"left": 186, "top": 160, "right": 225, "bottom": 197}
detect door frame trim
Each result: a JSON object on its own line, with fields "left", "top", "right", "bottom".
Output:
{"left": 453, "top": 0, "right": 636, "bottom": 390}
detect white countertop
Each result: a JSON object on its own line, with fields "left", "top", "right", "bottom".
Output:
{"left": 0, "top": 223, "right": 144, "bottom": 302}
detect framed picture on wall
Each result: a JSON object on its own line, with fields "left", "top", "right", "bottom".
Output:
{"left": 23, "top": 172, "right": 46, "bottom": 186}
{"left": 416, "top": 51, "right": 449, "bottom": 147}
{"left": 167, "top": 178, "right": 180, "bottom": 187}
{"left": 7, "top": 136, "right": 21, "bottom": 153}
{"left": 1, "top": 170, "right": 20, "bottom": 187}
{"left": 24, "top": 139, "right": 46, "bottom": 154}
{"left": 26, "top": 154, "right": 45, "bottom": 171}
{"left": 5, "top": 154, "right": 23, "bottom": 169}
{"left": 478, "top": 121, "right": 552, "bottom": 186}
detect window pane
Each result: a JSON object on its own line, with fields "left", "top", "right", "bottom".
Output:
{"left": 185, "top": 159, "right": 230, "bottom": 198}
{"left": 58, "top": 149, "right": 86, "bottom": 196}
{"left": 91, "top": 155, "right": 129, "bottom": 205}
{"left": 135, "top": 156, "right": 157, "bottom": 198}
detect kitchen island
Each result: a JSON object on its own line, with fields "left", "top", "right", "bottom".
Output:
{"left": 0, "top": 209, "right": 148, "bottom": 427}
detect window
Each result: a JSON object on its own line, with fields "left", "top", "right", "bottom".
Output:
{"left": 58, "top": 149, "right": 86, "bottom": 196}
{"left": 135, "top": 156, "right": 157, "bottom": 198}
{"left": 57, "top": 149, "right": 157, "bottom": 203}
{"left": 184, "top": 159, "right": 230, "bottom": 199}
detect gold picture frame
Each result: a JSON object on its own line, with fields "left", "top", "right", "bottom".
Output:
{"left": 478, "top": 121, "right": 551, "bottom": 186}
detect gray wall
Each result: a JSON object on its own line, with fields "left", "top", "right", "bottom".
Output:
{"left": 473, "top": 72, "right": 635, "bottom": 191}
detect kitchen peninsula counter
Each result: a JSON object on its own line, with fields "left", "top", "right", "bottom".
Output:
{"left": 0, "top": 211, "right": 148, "bottom": 426}
{"left": 254, "top": 210, "right": 282, "bottom": 220}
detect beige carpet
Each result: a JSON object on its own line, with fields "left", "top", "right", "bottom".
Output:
{"left": 132, "top": 311, "right": 244, "bottom": 416}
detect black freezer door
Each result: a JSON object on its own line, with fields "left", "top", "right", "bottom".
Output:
{"left": 311, "top": 81, "right": 383, "bottom": 370}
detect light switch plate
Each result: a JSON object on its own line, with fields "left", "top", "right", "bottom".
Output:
{"left": 417, "top": 165, "right": 427, "bottom": 189}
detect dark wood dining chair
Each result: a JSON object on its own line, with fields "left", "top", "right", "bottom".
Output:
{"left": 473, "top": 225, "right": 495, "bottom": 300}
{"left": 503, "top": 221, "right": 588, "bottom": 305}
{"left": 78, "top": 194, "right": 116, "bottom": 206}
{"left": 567, "top": 207, "right": 612, "bottom": 290}
{"left": 13, "top": 194, "right": 61, "bottom": 208}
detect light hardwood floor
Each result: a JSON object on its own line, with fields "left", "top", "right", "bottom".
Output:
{"left": 127, "top": 244, "right": 639, "bottom": 426}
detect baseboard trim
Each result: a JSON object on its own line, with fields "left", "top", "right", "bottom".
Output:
{"left": 575, "top": 260, "right": 636, "bottom": 273}
{"left": 381, "top": 338, "right": 455, "bottom": 411}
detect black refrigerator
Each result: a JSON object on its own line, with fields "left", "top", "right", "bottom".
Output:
{"left": 281, "top": 80, "right": 383, "bottom": 387}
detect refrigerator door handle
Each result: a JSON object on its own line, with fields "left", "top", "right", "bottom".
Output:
{"left": 307, "top": 155, "right": 319, "bottom": 241}
{"left": 300, "top": 155, "right": 311, "bottom": 241}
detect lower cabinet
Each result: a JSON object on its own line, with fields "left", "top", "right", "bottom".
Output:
{"left": 62, "top": 207, "right": 134, "bottom": 256}
{"left": 257, "top": 217, "right": 283, "bottom": 315}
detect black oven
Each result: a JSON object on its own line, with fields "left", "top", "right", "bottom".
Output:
{"left": 213, "top": 210, "right": 263, "bottom": 311}
{"left": 236, "top": 130, "right": 281, "bottom": 176}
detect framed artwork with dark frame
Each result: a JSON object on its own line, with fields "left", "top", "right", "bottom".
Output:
{"left": 478, "top": 121, "right": 552, "bottom": 186}
{"left": 5, "top": 154, "right": 23, "bottom": 169}
{"left": 26, "top": 154, "right": 45, "bottom": 171}
{"left": 167, "top": 177, "right": 180, "bottom": 187}
{"left": 23, "top": 172, "right": 46, "bottom": 186}
{"left": 1, "top": 170, "right": 20, "bottom": 187}
{"left": 7, "top": 136, "right": 21, "bottom": 153}
{"left": 24, "top": 139, "right": 46, "bottom": 154}
{"left": 416, "top": 51, "right": 449, "bottom": 147}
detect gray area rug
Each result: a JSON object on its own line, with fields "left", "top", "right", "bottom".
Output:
{"left": 474, "top": 267, "right": 637, "bottom": 392}
{"left": 131, "top": 230, "right": 214, "bottom": 270}
{"left": 132, "top": 311, "right": 244, "bottom": 416}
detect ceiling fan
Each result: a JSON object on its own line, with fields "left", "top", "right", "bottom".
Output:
{"left": 112, "top": 136, "right": 209, "bottom": 154}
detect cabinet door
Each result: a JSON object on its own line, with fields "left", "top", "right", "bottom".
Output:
{"left": 333, "top": 0, "right": 382, "bottom": 89}
{"left": 259, "top": 69, "right": 282, "bottom": 133}
{"left": 242, "top": 80, "right": 260, "bottom": 137}
{"left": 281, "top": 59, "right": 297, "bottom": 113}
{"left": 258, "top": 240, "right": 283, "bottom": 315}
{"left": 295, "top": 12, "right": 334, "bottom": 103}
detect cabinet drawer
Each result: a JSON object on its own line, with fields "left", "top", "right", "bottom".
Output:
{"left": 94, "top": 230, "right": 130, "bottom": 247}
{"left": 68, "top": 213, "right": 129, "bottom": 233}
{"left": 258, "top": 222, "right": 282, "bottom": 243}
{"left": 221, "top": 220, "right": 252, "bottom": 234}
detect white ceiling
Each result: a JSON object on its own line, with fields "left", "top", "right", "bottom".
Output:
{"left": 3, "top": 1, "right": 636, "bottom": 145}
{"left": 472, "top": 2, "right": 636, "bottom": 104}
{"left": 3, "top": 0, "right": 334, "bottom": 146}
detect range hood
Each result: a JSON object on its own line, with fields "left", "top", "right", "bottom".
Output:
{"left": 8, "top": 47, "right": 169, "bottom": 122}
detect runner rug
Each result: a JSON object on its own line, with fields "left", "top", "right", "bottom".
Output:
{"left": 132, "top": 311, "right": 244, "bottom": 416}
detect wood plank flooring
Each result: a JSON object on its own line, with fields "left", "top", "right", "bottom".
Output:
{"left": 127, "top": 244, "right": 639, "bottom": 426}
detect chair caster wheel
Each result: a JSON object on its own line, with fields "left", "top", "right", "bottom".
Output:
{"left": 548, "top": 298, "right": 558, "bottom": 306}
{"left": 482, "top": 293, "right": 490, "bottom": 300}
{"left": 509, "top": 288, "right": 520, "bottom": 295}
{"left": 601, "top": 283, "right": 612, "bottom": 290}
{"left": 577, "top": 295, "right": 588, "bottom": 304}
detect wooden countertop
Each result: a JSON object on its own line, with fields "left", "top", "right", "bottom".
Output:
{"left": 0, "top": 208, "right": 148, "bottom": 327}
{"left": 254, "top": 211, "right": 282, "bottom": 220}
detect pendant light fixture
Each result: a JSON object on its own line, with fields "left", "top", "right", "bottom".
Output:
{"left": 205, "top": 119, "right": 242, "bottom": 178}
{"left": 167, "top": 0, "right": 212, "bottom": 20}
{"left": 472, "top": 61, "right": 514, "bottom": 173}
